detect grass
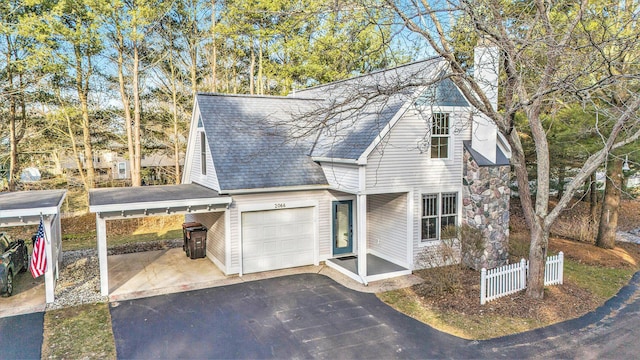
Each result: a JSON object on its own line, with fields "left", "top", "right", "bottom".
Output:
{"left": 63, "top": 229, "right": 183, "bottom": 251}
{"left": 564, "top": 259, "right": 636, "bottom": 300}
{"left": 42, "top": 303, "right": 116, "bottom": 359}
{"left": 378, "top": 288, "right": 540, "bottom": 340}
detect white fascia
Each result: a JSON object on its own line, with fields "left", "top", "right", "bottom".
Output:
{"left": 311, "top": 157, "right": 358, "bottom": 165}
{"left": 89, "top": 196, "right": 232, "bottom": 215}
{"left": 182, "top": 101, "right": 201, "bottom": 184}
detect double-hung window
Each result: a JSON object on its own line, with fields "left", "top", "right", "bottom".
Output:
{"left": 431, "top": 113, "right": 450, "bottom": 159}
{"left": 421, "top": 192, "right": 458, "bottom": 242}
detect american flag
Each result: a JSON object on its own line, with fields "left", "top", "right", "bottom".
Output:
{"left": 30, "top": 219, "right": 47, "bottom": 278}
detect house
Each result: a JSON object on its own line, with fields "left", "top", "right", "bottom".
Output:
{"left": 180, "top": 46, "right": 511, "bottom": 284}
{"left": 58, "top": 148, "right": 184, "bottom": 185}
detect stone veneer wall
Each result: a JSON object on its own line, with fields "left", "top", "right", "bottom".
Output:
{"left": 461, "top": 148, "right": 511, "bottom": 270}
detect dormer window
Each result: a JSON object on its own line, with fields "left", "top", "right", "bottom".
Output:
{"left": 431, "top": 112, "right": 450, "bottom": 159}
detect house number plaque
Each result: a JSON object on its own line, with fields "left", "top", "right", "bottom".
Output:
{"left": 274, "top": 203, "right": 286, "bottom": 209}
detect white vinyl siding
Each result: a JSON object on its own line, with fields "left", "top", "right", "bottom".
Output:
{"left": 227, "top": 190, "right": 331, "bottom": 274}
{"left": 188, "top": 211, "right": 226, "bottom": 268}
{"left": 320, "top": 162, "right": 360, "bottom": 192}
{"left": 367, "top": 193, "right": 408, "bottom": 267}
{"left": 189, "top": 129, "right": 220, "bottom": 191}
{"left": 365, "top": 107, "right": 470, "bottom": 192}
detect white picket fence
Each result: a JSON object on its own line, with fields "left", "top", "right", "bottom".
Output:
{"left": 480, "top": 252, "right": 564, "bottom": 305}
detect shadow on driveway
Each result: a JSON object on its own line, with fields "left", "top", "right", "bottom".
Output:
{"left": 109, "top": 273, "right": 473, "bottom": 359}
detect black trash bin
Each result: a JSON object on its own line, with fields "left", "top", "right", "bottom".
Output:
{"left": 183, "top": 224, "right": 207, "bottom": 259}
{"left": 182, "top": 222, "right": 201, "bottom": 254}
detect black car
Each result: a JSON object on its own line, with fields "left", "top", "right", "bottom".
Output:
{"left": 0, "top": 233, "right": 29, "bottom": 296}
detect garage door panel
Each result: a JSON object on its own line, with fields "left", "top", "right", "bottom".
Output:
{"left": 242, "top": 207, "right": 315, "bottom": 274}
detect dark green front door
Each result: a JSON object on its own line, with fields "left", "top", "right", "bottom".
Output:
{"left": 332, "top": 200, "right": 353, "bottom": 255}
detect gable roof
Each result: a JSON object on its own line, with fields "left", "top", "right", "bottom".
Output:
{"left": 295, "top": 58, "right": 451, "bottom": 160}
{"left": 195, "top": 58, "right": 470, "bottom": 191}
{"left": 197, "top": 94, "right": 328, "bottom": 191}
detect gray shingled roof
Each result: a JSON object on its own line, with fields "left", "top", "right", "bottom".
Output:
{"left": 197, "top": 94, "right": 328, "bottom": 190}
{"left": 295, "top": 58, "right": 456, "bottom": 159}
{"left": 197, "top": 57, "right": 471, "bottom": 190}
{"left": 0, "top": 190, "right": 66, "bottom": 212}
{"left": 89, "top": 183, "right": 223, "bottom": 207}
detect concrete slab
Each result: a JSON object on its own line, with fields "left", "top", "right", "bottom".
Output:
{"left": 0, "top": 270, "right": 46, "bottom": 318}
{"left": 108, "top": 248, "right": 241, "bottom": 302}
{"left": 107, "top": 248, "right": 423, "bottom": 303}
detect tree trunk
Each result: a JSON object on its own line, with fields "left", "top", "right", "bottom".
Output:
{"left": 249, "top": 44, "right": 255, "bottom": 95}
{"left": 59, "top": 93, "right": 88, "bottom": 189}
{"left": 115, "top": 27, "right": 136, "bottom": 187}
{"left": 589, "top": 172, "right": 598, "bottom": 217}
{"left": 557, "top": 167, "right": 565, "bottom": 200}
{"left": 6, "top": 47, "right": 19, "bottom": 191}
{"left": 526, "top": 222, "right": 549, "bottom": 299}
{"left": 168, "top": 38, "right": 182, "bottom": 185}
{"left": 75, "top": 44, "right": 95, "bottom": 192}
{"left": 596, "top": 156, "right": 623, "bottom": 249}
{"left": 131, "top": 39, "right": 142, "bottom": 186}
{"left": 210, "top": 0, "right": 217, "bottom": 92}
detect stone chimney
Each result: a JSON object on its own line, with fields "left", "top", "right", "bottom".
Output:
{"left": 471, "top": 41, "right": 499, "bottom": 163}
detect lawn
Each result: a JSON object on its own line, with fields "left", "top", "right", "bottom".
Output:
{"left": 378, "top": 198, "right": 640, "bottom": 340}
{"left": 42, "top": 303, "right": 116, "bottom": 359}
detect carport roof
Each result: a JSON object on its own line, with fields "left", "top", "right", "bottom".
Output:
{"left": 89, "top": 183, "right": 230, "bottom": 217}
{"left": 0, "top": 190, "right": 67, "bottom": 218}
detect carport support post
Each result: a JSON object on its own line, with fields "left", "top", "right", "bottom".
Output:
{"left": 96, "top": 215, "right": 109, "bottom": 296}
{"left": 44, "top": 217, "right": 55, "bottom": 303}
{"left": 356, "top": 193, "right": 367, "bottom": 284}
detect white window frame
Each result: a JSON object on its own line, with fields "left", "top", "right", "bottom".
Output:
{"left": 200, "top": 131, "right": 207, "bottom": 176}
{"left": 421, "top": 192, "right": 458, "bottom": 243}
{"left": 431, "top": 112, "right": 450, "bottom": 159}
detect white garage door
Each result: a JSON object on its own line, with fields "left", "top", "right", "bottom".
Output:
{"left": 241, "top": 207, "right": 315, "bottom": 274}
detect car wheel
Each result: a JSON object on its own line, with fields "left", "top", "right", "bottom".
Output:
{"left": 2, "top": 271, "right": 13, "bottom": 297}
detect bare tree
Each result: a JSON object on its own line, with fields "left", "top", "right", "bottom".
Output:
{"left": 380, "top": 0, "right": 640, "bottom": 298}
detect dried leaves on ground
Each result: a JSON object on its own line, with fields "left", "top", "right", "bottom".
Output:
{"left": 382, "top": 198, "right": 640, "bottom": 339}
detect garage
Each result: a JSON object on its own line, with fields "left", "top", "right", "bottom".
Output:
{"left": 241, "top": 207, "right": 315, "bottom": 274}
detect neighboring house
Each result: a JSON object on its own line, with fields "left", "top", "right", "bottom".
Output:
{"left": 182, "top": 47, "right": 511, "bottom": 284}
{"left": 59, "top": 149, "right": 184, "bottom": 185}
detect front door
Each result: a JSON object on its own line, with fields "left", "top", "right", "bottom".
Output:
{"left": 332, "top": 200, "right": 353, "bottom": 255}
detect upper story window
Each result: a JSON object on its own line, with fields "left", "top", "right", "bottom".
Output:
{"left": 431, "top": 112, "right": 450, "bottom": 159}
{"left": 421, "top": 192, "right": 458, "bottom": 242}
{"left": 200, "top": 131, "right": 207, "bottom": 175}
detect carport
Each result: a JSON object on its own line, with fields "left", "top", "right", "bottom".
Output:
{"left": 88, "top": 183, "right": 231, "bottom": 297}
{"left": 0, "top": 190, "right": 66, "bottom": 307}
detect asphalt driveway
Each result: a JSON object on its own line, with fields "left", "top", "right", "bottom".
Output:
{"left": 110, "top": 271, "right": 640, "bottom": 359}
{"left": 2, "top": 271, "right": 638, "bottom": 359}
{"left": 109, "top": 273, "right": 474, "bottom": 359}
{"left": 0, "top": 311, "right": 43, "bottom": 359}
